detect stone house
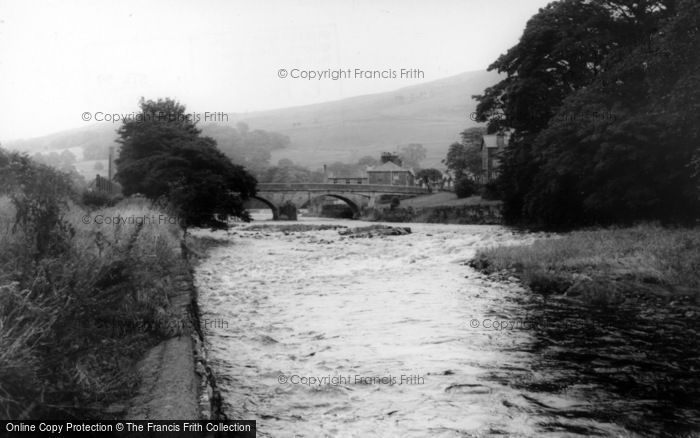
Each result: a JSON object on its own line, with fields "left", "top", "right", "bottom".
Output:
{"left": 366, "top": 161, "right": 415, "bottom": 186}
{"left": 480, "top": 131, "right": 511, "bottom": 182}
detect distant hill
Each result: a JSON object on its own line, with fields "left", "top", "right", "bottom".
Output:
{"left": 4, "top": 69, "right": 500, "bottom": 175}
{"left": 5, "top": 124, "right": 119, "bottom": 158}
{"left": 229, "top": 69, "right": 500, "bottom": 168}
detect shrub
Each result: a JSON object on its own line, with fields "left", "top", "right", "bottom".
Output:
{"left": 390, "top": 196, "right": 401, "bottom": 210}
{"left": 0, "top": 149, "right": 75, "bottom": 258}
{"left": 480, "top": 181, "right": 500, "bottom": 200}
{"left": 82, "top": 190, "right": 123, "bottom": 209}
{"left": 455, "top": 176, "right": 478, "bottom": 198}
{"left": 320, "top": 204, "right": 354, "bottom": 219}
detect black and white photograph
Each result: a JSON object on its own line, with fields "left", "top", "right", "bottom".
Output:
{"left": 0, "top": 0, "right": 699, "bottom": 437}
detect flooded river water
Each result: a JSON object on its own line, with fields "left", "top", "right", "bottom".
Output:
{"left": 193, "top": 219, "right": 699, "bottom": 438}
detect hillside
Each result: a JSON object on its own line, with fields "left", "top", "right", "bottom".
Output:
{"left": 4, "top": 70, "right": 500, "bottom": 174}
{"left": 230, "top": 69, "right": 500, "bottom": 168}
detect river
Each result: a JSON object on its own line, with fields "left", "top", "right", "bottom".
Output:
{"left": 193, "top": 219, "right": 700, "bottom": 438}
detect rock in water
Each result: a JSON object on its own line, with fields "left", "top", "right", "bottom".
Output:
{"left": 338, "top": 225, "right": 412, "bottom": 238}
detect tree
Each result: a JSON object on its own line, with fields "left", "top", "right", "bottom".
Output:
{"left": 115, "top": 98, "right": 257, "bottom": 228}
{"left": 30, "top": 151, "right": 85, "bottom": 191}
{"left": 0, "top": 148, "right": 75, "bottom": 257}
{"left": 442, "top": 127, "right": 485, "bottom": 180}
{"left": 442, "top": 143, "right": 481, "bottom": 180}
{"left": 460, "top": 127, "right": 485, "bottom": 147}
{"left": 398, "top": 143, "right": 426, "bottom": 169}
{"left": 416, "top": 168, "right": 443, "bottom": 186}
{"left": 33, "top": 150, "right": 76, "bottom": 172}
{"left": 693, "top": 153, "right": 700, "bottom": 198}
{"left": 443, "top": 142, "right": 467, "bottom": 179}
{"left": 203, "top": 123, "right": 290, "bottom": 179}
{"left": 461, "top": 127, "right": 486, "bottom": 179}
{"left": 277, "top": 158, "right": 294, "bottom": 168}
{"left": 326, "top": 161, "right": 360, "bottom": 177}
{"left": 380, "top": 152, "right": 402, "bottom": 166}
{"left": 357, "top": 155, "right": 379, "bottom": 168}
{"left": 59, "top": 150, "right": 76, "bottom": 166}
{"left": 82, "top": 144, "right": 111, "bottom": 160}
{"left": 523, "top": 0, "right": 700, "bottom": 226}
{"left": 473, "top": 0, "right": 699, "bottom": 227}
{"left": 263, "top": 163, "right": 320, "bottom": 183}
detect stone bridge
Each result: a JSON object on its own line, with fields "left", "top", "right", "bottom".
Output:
{"left": 251, "top": 183, "right": 429, "bottom": 220}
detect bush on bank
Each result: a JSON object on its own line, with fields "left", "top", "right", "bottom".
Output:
{"left": 82, "top": 190, "right": 124, "bottom": 209}
{"left": 454, "top": 176, "right": 478, "bottom": 199}
{"left": 470, "top": 225, "right": 700, "bottom": 304}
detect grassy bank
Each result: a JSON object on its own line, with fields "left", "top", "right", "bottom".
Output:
{"left": 400, "top": 192, "right": 499, "bottom": 208}
{"left": 470, "top": 225, "right": 700, "bottom": 305}
{"left": 0, "top": 195, "right": 188, "bottom": 419}
{"left": 360, "top": 192, "right": 503, "bottom": 224}
{"left": 363, "top": 203, "right": 503, "bottom": 224}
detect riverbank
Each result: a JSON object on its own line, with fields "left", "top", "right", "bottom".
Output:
{"left": 399, "top": 192, "right": 498, "bottom": 209}
{"left": 469, "top": 224, "right": 700, "bottom": 306}
{"left": 0, "top": 195, "right": 209, "bottom": 419}
{"left": 360, "top": 192, "right": 503, "bottom": 224}
{"left": 362, "top": 203, "right": 503, "bottom": 224}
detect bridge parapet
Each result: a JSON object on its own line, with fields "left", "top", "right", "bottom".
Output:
{"left": 257, "top": 183, "right": 429, "bottom": 195}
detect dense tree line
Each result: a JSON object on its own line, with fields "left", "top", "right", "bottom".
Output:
{"left": 262, "top": 158, "right": 325, "bottom": 183}
{"left": 474, "top": 0, "right": 700, "bottom": 228}
{"left": 32, "top": 149, "right": 87, "bottom": 190}
{"left": 204, "top": 122, "right": 290, "bottom": 178}
{"left": 260, "top": 145, "right": 429, "bottom": 185}
{"left": 398, "top": 143, "right": 427, "bottom": 169}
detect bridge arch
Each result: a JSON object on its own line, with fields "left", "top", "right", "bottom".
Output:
{"left": 307, "top": 194, "right": 361, "bottom": 219}
{"left": 249, "top": 195, "right": 279, "bottom": 220}
{"left": 254, "top": 183, "right": 428, "bottom": 221}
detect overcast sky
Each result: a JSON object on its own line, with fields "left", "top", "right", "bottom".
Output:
{"left": 0, "top": 0, "right": 551, "bottom": 140}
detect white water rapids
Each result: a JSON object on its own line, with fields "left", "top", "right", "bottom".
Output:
{"left": 192, "top": 219, "right": 698, "bottom": 438}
